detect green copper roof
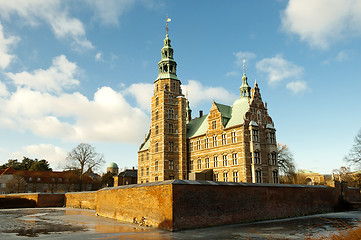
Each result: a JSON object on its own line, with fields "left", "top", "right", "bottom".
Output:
{"left": 187, "top": 98, "right": 250, "bottom": 138}
{"left": 139, "top": 136, "right": 150, "bottom": 151}
{"left": 187, "top": 114, "right": 209, "bottom": 138}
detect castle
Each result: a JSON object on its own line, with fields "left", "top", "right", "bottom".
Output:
{"left": 138, "top": 30, "right": 278, "bottom": 184}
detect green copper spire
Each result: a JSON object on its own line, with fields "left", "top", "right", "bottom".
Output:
{"left": 157, "top": 19, "right": 178, "bottom": 80}
{"left": 239, "top": 59, "right": 251, "bottom": 98}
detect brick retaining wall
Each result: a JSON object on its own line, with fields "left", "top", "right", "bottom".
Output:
{"left": 65, "top": 191, "right": 97, "bottom": 210}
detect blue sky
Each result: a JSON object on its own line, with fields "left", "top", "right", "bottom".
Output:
{"left": 0, "top": 0, "right": 360, "bottom": 174}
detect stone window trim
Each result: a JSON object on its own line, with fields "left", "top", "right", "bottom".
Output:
{"left": 155, "top": 125, "right": 159, "bottom": 135}
{"left": 253, "top": 150, "right": 261, "bottom": 164}
{"left": 212, "top": 120, "right": 217, "bottom": 129}
{"left": 222, "top": 133, "right": 227, "bottom": 145}
{"left": 155, "top": 161, "right": 159, "bottom": 171}
{"left": 223, "top": 172, "right": 229, "bottom": 182}
{"left": 223, "top": 155, "right": 228, "bottom": 166}
{"left": 155, "top": 142, "right": 159, "bottom": 152}
{"left": 252, "top": 129, "right": 259, "bottom": 142}
{"left": 214, "top": 172, "right": 219, "bottom": 181}
{"left": 197, "top": 159, "right": 202, "bottom": 169}
{"left": 196, "top": 138, "right": 201, "bottom": 150}
{"left": 232, "top": 153, "right": 238, "bottom": 165}
{"left": 205, "top": 137, "right": 209, "bottom": 148}
{"left": 231, "top": 131, "right": 237, "bottom": 143}
{"left": 273, "top": 170, "right": 279, "bottom": 184}
{"left": 169, "top": 124, "right": 174, "bottom": 134}
{"left": 213, "top": 135, "right": 218, "bottom": 147}
{"left": 233, "top": 171, "right": 239, "bottom": 182}
{"left": 205, "top": 158, "right": 210, "bottom": 168}
{"left": 213, "top": 156, "right": 218, "bottom": 167}
{"left": 255, "top": 169, "right": 262, "bottom": 183}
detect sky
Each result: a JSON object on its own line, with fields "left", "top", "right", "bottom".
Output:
{"left": 0, "top": 0, "right": 360, "bottom": 174}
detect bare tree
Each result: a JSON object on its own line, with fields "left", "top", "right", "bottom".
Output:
{"left": 7, "top": 174, "right": 27, "bottom": 193}
{"left": 64, "top": 143, "right": 105, "bottom": 175}
{"left": 277, "top": 143, "right": 296, "bottom": 183}
{"left": 345, "top": 129, "right": 361, "bottom": 168}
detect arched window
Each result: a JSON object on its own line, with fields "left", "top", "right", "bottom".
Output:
{"left": 155, "top": 161, "right": 159, "bottom": 171}
{"left": 273, "top": 170, "right": 279, "bottom": 184}
{"left": 168, "top": 109, "right": 174, "bottom": 119}
{"left": 233, "top": 172, "right": 239, "bottom": 182}
{"left": 155, "top": 142, "right": 159, "bottom": 152}
{"left": 223, "top": 155, "right": 228, "bottom": 166}
{"left": 271, "top": 152, "right": 277, "bottom": 165}
{"left": 256, "top": 169, "right": 262, "bottom": 183}
{"left": 232, "top": 153, "right": 238, "bottom": 165}
{"left": 205, "top": 158, "right": 210, "bottom": 168}
{"left": 254, "top": 150, "right": 261, "bottom": 164}
{"left": 155, "top": 96, "right": 159, "bottom": 106}
{"left": 155, "top": 125, "right": 159, "bottom": 135}
{"left": 155, "top": 110, "right": 159, "bottom": 120}
{"left": 169, "top": 124, "right": 174, "bottom": 133}
{"left": 223, "top": 172, "right": 229, "bottom": 182}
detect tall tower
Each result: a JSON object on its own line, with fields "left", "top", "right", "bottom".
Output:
{"left": 138, "top": 20, "right": 188, "bottom": 183}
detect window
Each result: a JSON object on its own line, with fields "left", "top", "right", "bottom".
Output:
{"left": 197, "top": 159, "right": 202, "bottom": 169}
{"left": 233, "top": 172, "right": 239, "bottom": 182}
{"left": 169, "top": 175, "right": 174, "bottom": 180}
{"left": 223, "top": 172, "right": 228, "bottom": 182}
{"left": 212, "top": 120, "right": 216, "bottom": 129}
{"left": 169, "top": 124, "right": 174, "bottom": 133}
{"left": 155, "top": 142, "right": 159, "bottom": 152}
{"left": 190, "top": 160, "right": 194, "bottom": 170}
{"left": 231, "top": 131, "right": 237, "bottom": 143}
{"left": 146, "top": 152, "right": 149, "bottom": 161}
{"left": 222, "top": 133, "right": 227, "bottom": 145}
{"left": 189, "top": 142, "right": 193, "bottom": 151}
{"left": 172, "top": 82, "right": 176, "bottom": 90}
{"left": 252, "top": 129, "right": 259, "bottom": 142}
{"left": 51, "top": 178, "right": 55, "bottom": 182}
{"left": 197, "top": 139, "right": 201, "bottom": 150}
{"left": 214, "top": 156, "right": 218, "bottom": 167}
{"left": 223, "top": 155, "right": 228, "bottom": 166}
{"left": 155, "top": 96, "right": 159, "bottom": 106}
{"left": 169, "top": 160, "right": 174, "bottom": 170}
{"left": 232, "top": 153, "right": 238, "bottom": 165}
{"left": 254, "top": 151, "right": 261, "bottom": 164}
{"left": 155, "top": 110, "right": 159, "bottom": 120}
{"left": 155, "top": 176, "right": 158, "bottom": 182}
{"left": 169, "top": 109, "right": 174, "bottom": 119}
{"left": 141, "top": 168, "right": 144, "bottom": 177}
{"left": 28, "top": 177, "right": 32, "bottom": 181}
{"left": 169, "top": 142, "right": 174, "bottom": 152}
{"left": 273, "top": 170, "right": 279, "bottom": 183}
{"left": 1, "top": 183, "right": 6, "bottom": 188}
{"left": 205, "top": 138, "right": 209, "bottom": 148}
{"left": 58, "top": 178, "right": 62, "bottom": 182}
{"left": 141, "top": 153, "right": 144, "bottom": 162}
{"left": 37, "top": 177, "right": 41, "bottom": 182}
{"left": 270, "top": 132, "right": 275, "bottom": 144}
{"left": 155, "top": 125, "right": 159, "bottom": 135}
{"left": 256, "top": 169, "right": 262, "bottom": 183}
{"left": 146, "top": 167, "right": 149, "bottom": 176}
{"left": 271, "top": 152, "right": 277, "bottom": 165}
{"left": 214, "top": 173, "right": 219, "bottom": 181}
{"left": 205, "top": 158, "right": 210, "bottom": 168}
{"left": 155, "top": 161, "right": 159, "bottom": 171}
{"left": 213, "top": 135, "right": 217, "bottom": 147}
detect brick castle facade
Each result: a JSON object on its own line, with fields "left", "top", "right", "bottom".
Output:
{"left": 138, "top": 32, "right": 278, "bottom": 184}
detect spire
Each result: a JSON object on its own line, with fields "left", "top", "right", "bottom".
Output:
{"left": 157, "top": 17, "right": 178, "bottom": 81}
{"left": 239, "top": 59, "right": 251, "bottom": 98}
{"left": 186, "top": 87, "right": 192, "bottom": 122}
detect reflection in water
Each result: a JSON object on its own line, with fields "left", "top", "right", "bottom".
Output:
{"left": 0, "top": 208, "right": 360, "bottom": 239}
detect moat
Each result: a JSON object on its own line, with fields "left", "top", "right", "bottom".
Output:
{"left": 1, "top": 208, "right": 361, "bottom": 239}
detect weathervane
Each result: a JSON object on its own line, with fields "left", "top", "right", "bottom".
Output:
{"left": 166, "top": 16, "right": 171, "bottom": 35}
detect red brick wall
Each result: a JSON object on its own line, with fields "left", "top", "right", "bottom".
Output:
{"left": 96, "top": 184, "right": 174, "bottom": 230}
{"left": 172, "top": 182, "right": 340, "bottom": 230}
{"left": 65, "top": 191, "right": 97, "bottom": 209}
{"left": 0, "top": 193, "right": 64, "bottom": 207}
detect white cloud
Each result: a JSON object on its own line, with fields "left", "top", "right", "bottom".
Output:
{"left": 281, "top": 0, "right": 361, "bottom": 49}
{"left": 21, "top": 144, "right": 68, "bottom": 170}
{"left": 256, "top": 54, "right": 304, "bottom": 84}
{"left": 0, "top": 0, "right": 93, "bottom": 50}
{"left": 0, "top": 86, "right": 149, "bottom": 143}
{"left": 0, "top": 23, "right": 19, "bottom": 69}
{"left": 183, "top": 80, "right": 237, "bottom": 107}
{"left": 233, "top": 51, "right": 257, "bottom": 67}
{"left": 85, "top": 0, "right": 136, "bottom": 25}
{"left": 6, "top": 55, "right": 79, "bottom": 93}
{"left": 286, "top": 80, "right": 309, "bottom": 94}
{"left": 125, "top": 83, "right": 153, "bottom": 111}
{"left": 225, "top": 71, "right": 241, "bottom": 77}
{"left": 0, "top": 81, "right": 8, "bottom": 97}
{"left": 95, "top": 52, "right": 104, "bottom": 62}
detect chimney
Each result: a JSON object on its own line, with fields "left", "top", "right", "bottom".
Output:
{"left": 199, "top": 110, "right": 203, "bottom": 118}
{"left": 132, "top": 166, "right": 135, "bottom": 171}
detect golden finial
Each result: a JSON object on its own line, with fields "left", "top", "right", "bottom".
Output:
{"left": 166, "top": 16, "right": 171, "bottom": 35}
{"left": 243, "top": 58, "right": 246, "bottom": 75}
